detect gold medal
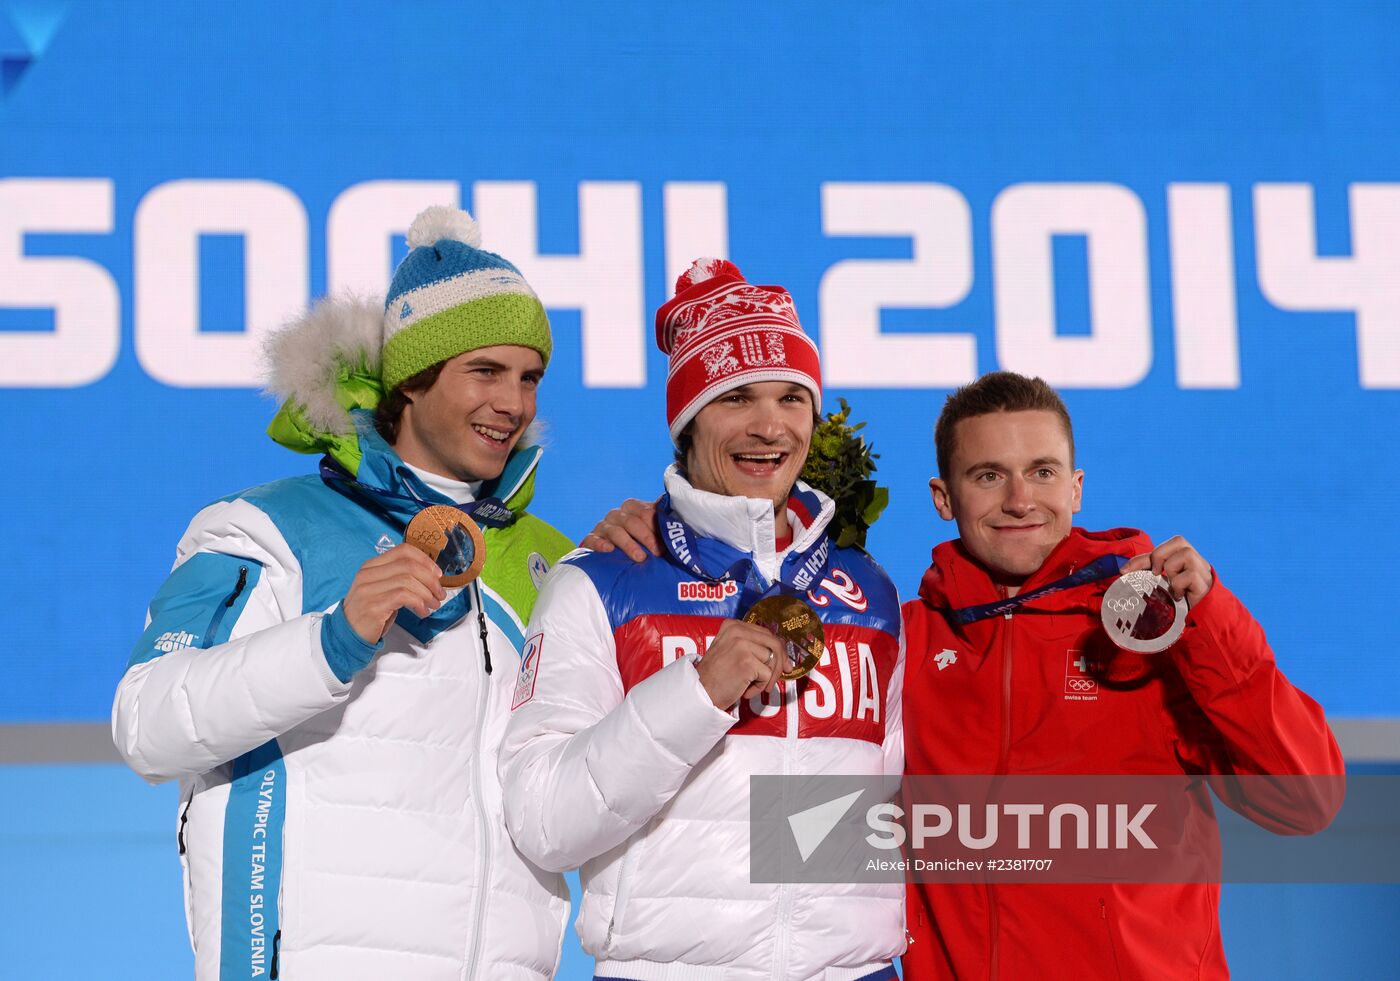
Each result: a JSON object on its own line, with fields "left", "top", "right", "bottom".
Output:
{"left": 404, "top": 505, "right": 486, "bottom": 587}
{"left": 742, "top": 594, "right": 825, "bottom": 681}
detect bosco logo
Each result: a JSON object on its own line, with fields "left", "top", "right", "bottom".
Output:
{"left": 677, "top": 580, "right": 739, "bottom": 602}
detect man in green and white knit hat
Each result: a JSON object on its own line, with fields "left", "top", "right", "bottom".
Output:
{"left": 114, "top": 206, "right": 575, "bottom": 981}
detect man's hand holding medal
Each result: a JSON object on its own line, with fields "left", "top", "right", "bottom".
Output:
{"left": 694, "top": 619, "right": 789, "bottom": 710}
{"left": 695, "top": 594, "right": 827, "bottom": 710}
{"left": 342, "top": 545, "right": 448, "bottom": 645}
{"left": 1103, "top": 536, "right": 1214, "bottom": 654}
{"left": 1121, "top": 535, "right": 1215, "bottom": 608}
{"left": 341, "top": 505, "right": 492, "bottom": 645}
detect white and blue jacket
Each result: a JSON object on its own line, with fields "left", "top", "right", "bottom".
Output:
{"left": 113, "top": 425, "right": 573, "bottom": 981}
{"left": 500, "top": 467, "right": 906, "bottom": 981}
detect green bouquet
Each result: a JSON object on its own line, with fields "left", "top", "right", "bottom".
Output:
{"left": 800, "top": 398, "right": 889, "bottom": 549}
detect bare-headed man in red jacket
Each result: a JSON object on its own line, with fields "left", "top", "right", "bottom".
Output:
{"left": 897, "top": 371, "right": 1341, "bottom": 980}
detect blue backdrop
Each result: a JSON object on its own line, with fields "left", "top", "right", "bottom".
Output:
{"left": 2, "top": 2, "right": 1395, "bottom": 977}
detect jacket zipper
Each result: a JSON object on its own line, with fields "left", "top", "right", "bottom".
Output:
{"left": 270, "top": 929, "right": 281, "bottom": 979}
{"left": 476, "top": 599, "right": 493, "bottom": 674}
{"left": 771, "top": 678, "right": 799, "bottom": 980}
{"left": 183, "top": 567, "right": 250, "bottom": 864}
{"left": 176, "top": 790, "right": 198, "bottom": 951}
{"left": 174, "top": 566, "right": 249, "bottom": 953}
{"left": 177, "top": 798, "right": 190, "bottom": 855}
{"left": 203, "top": 565, "right": 249, "bottom": 646}
{"left": 463, "top": 581, "right": 494, "bottom": 980}
{"left": 604, "top": 836, "right": 643, "bottom": 953}
{"left": 996, "top": 609, "right": 1014, "bottom": 773}
{"left": 988, "top": 607, "right": 1014, "bottom": 981}
{"left": 1099, "top": 898, "right": 1123, "bottom": 979}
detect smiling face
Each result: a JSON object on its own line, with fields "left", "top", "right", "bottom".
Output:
{"left": 684, "top": 381, "right": 815, "bottom": 534}
{"left": 392, "top": 345, "right": 544, "bottom": 483}
{"left": 930, "top": 410, "right": 1083, "bottom": 588}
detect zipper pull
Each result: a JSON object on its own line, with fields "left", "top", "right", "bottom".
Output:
{"left": 477, "top": 608, "right": 493, "bottom": 674}
{"left": 226, "top": 566, "right": 249, "bottom": 606}
{"left": 270, "top": 929, "right": 281, "bottom": 978}
{"left": 177, "top": 802, "right": 190, "bottom": 855}
{"left": 474, "top": 588, "right": 493, "bottom": 674}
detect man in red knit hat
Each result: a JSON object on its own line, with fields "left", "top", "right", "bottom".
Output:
{"left": 500, "top": 259, "right": 906, "bottom": 981}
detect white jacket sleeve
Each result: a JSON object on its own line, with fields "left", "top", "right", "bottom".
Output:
{"left": 499, "top": 562, "right": 737, "bottom": 873}
{"left": 882, "top": 617, "right": 907, "bottom": 778}
{"left": 112, "top": 499, "right": 353, "bottom": 784}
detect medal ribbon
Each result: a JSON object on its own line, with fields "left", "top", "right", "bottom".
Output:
{"left": 319, "top": 457, "right": 515, "bottom": 530}
{"left": 950, "top": 553, "right": 1129, "bottom": 625}
{"left": 654, "top": 494, "right": 832, "bottom": 608}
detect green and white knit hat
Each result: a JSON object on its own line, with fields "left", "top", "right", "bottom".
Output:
{"left": 381, "top": 206, "right": 551, "bottom": 392}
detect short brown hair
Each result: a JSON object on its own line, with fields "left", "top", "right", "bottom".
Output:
{"left": 673, "top": 427, "right": 693, "bottom": 475}
{"left": 934, "top": 371, "right": 1074, "bottom": 477}
{"left": 373, "top": 360, "right": 447, "bottom": 445}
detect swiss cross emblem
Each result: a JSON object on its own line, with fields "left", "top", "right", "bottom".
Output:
{"left": 1064, "top": 649, "right": 1099, "bottom": 697}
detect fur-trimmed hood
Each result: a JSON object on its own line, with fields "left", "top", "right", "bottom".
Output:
{"left": 263, "top": 293, "right": 385, "bottom": 437}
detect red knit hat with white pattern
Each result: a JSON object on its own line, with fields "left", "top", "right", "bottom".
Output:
{"left": 655, "top": 258, "right": 823, "bottom": 445}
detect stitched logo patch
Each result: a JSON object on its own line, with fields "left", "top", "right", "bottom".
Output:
{"left": 677, "top": 579, "right": 739, "bottom": 602}
{"left": 806, "top": 569, "right": 869, "bottom": 612}
{"left": 512, "top": 633, "right": 544, "bottom": 709}
{"left": 1064, "top": 649, "right": 1099, "bottom": 700}
{"left": 527, "top": 551, "right": 550, "bottom": 590}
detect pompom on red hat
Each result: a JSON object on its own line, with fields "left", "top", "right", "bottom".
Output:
{"left": 655, "top": 258, "right": 822, "bottom": 445}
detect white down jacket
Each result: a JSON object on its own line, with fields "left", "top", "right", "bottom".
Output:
{"left": 112, "top": 433, "right": 572, "bottom": 981}
{"left": 500, "top": 468, "right": 906, "bottom": 981}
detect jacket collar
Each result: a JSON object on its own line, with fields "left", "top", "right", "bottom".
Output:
{"left": 350, "top": 409, "right": 543, "bottom": 516}
{"left": 662, "top": 463, "right": 835, "bottom": 582}
{"left": 918, "top": 526, "right": 1151, "bottom": 615}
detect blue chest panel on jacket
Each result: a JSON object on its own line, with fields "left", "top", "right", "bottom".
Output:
{"left": 231, "top": 476, "right": 392, "bottom": 610}
{"left": 230, "top": 475, "right": 476, "bottom": 639}
{"left": 567, "top": 542, "right": 901, "bottom": 636}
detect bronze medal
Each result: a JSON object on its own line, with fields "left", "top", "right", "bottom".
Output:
{"left": 742, "top": 594, "right": 825, "bottom": 681}
{"left": 404, "top": 505, "right": 486, "bottom": 588}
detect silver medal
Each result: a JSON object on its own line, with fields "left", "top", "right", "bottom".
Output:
{"left": 1100, "top": 571, "right": 1187, "bottom": 653}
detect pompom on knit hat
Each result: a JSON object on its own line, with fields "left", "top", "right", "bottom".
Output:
{"left": 381, "top": 205, "right": 551, "bottom": 392}
{"left": 655, "top": 258, "right": 822, "bottom": 445}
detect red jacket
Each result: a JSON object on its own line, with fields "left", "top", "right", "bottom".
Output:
{"left": 901, "top": 528, "right": 1343, "bottom": 981}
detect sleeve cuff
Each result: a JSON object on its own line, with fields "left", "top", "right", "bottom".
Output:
{"left": 320, "top": 603, "right": 383, "bottom": 683}
{"left": 628, "top": 655, "right": 738, "bottom": 763}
